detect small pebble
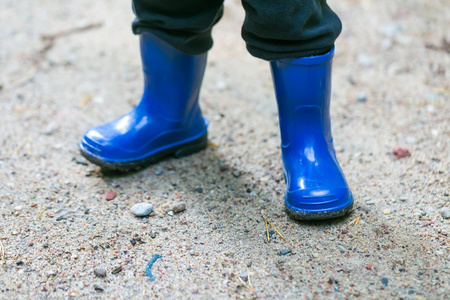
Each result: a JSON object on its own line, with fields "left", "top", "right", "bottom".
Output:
{"left": 111, "top": 266, "right": 123, "bottom": 274}
{"left": 357, "top": 54, "right": 373, "bottom": 67}
{"left": 193, "top": 188, "right": 203, "bottom": 193}
{"left": 75, "top": 156, "right": 88, "bottom": 166}
{"left": 232, "top": 170, "right": 241, "bottom": 178}
{"left": 279, "top": 249, "right": 292, "bottom": 256}
{"left": 239, "top": 272, "right": 248, "bottom": 282}
{"left": 399, "top": 196, "right": 407, "bottom": 202}
{"left": 130, "top": 202, "right": 153, "bottom": 217}
{"left": 94, "top": 267, "right": 107, "bottom": 278}
{"left": 154, "top": 169, "right": 163, "bottom": 176}
{"left": 440, "top": 207, "right": 450, "bottom": 219}
{"left": 383, "top": 208, "right": 391, "bottom": 215}
{"left": 172, "top": 202, "right": 186, "bottom": 214}
{"left": 356, "top": 92, "right": 367, "bottom": 102}
{"left": 94, "top": 285, "right": 104, "bottom": 292}
{"left": 392, "top": 147, "right": 411, "bottom": 159}
{"left": 105, "top": 191, "right": 117, "bottom": 201}
{"left": 366, "top": 201, "right": 375, "bottom": 205}
{"left": 381, "top": 278, "right": 389, "bottom": 286}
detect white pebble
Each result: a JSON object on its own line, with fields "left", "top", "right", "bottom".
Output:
{"left": 130, "top": 202, "right": 153, "bottom": 217}
{"left": 441, "top": 207, "right": 450, "bottom": 219}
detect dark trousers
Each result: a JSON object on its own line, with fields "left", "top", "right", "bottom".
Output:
{"left": 132, "top": 0, "right": 342, "bottom": 61}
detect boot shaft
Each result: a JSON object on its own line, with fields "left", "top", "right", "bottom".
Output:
{"left": 139, "top": 32, "right": 207, "bottom": 121}
{"left": 270, "top": 48, "right": 334, "bottom": 146}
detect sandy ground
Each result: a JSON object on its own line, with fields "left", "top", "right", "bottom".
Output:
{"left": 1, "top": 0, "right": 449, "bottom": 299}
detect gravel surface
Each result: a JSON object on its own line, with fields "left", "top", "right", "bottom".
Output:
{"left": 1, "top": 0, "right": 449, "bottom": 299}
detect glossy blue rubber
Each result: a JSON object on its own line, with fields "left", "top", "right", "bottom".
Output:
{"left": 270, "top": 48, "right": 353, "bottom": 220}
{"left": 79, "top": 33, "right": 208, "bottom": 171}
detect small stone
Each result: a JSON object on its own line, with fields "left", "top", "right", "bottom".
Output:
{"left": 392, "top": 147, "right": 411, "bottom": 159}
{"left": 111, "top": 266, "right": 123, "bottom": 274}
{"left": 232, "top": 170, "right": 241, "bottom": 178}
{"left": 94, "top": 267, "right": 107, "bottom": 277}
{"left": 171, "top": 202, "right": 186, "bottom": 214}
{"left": 130, "top": 202, "right": 153, "bottom": 217}
{"left": 239, "top": 272, "right": 248, "bottom": 282}
{"left": 94, "top": 285, "right": 104, "bottom": 292}
{"left": 399, "top": 196, "right": 407, "bottom": 202}
{"left": 366, "top": 201, "right": 375, "bottom": 205}
{"left": 16, "top": 261, "right": 24, "bottom": 266}
{"left": 167, "top": 211, "right": 174, "bottom": 216}
{"left": 150, "top": 232, "right": 157, "bottom": 239}
{"left": 357, "top": 54, "right": 373, "bottom": 67}
{"left": 379, "top": 23, "right": 402, "bottom": 37}
{"left": 279, "top": 249, "right": 292, "bottom": 256}
{"left": 85, "top": 168, "right": 96, "bottom": 176}
{"left": 56, "top": 216, "right": 66, "bottom": 221}
{"left": 380, "top": 39, "right": 393, "bottom": 50}
{"left": 193, "top": 188, "right": 203, "bottom": 193}
{"left": 75, "top": 156, "right": 88, "bottom": 165}
{"left": 440, "top": 207, "right": 450, "bottom": 219}
{"left": 47, "top": 270, "right": 57, "bottom": 276}
{"left": 43, "top": 122, "right": 59, "bottom": 135}
{"left": 381, "top": 278, "right": 389, "bottom": 286}
{"left": 215, "top": 80, "right": 227, "bottom": 91}
{"left": 154, "top": 169, "right": 163, "bottom": 176}
{"left": 383, "top": 208, "right": 391, "bottom": 215}
{"left": 105, "top": 191, "right": 117, "bottom": 201}
{"left": 356, "top": 92, "right": 367, "bottom": 102}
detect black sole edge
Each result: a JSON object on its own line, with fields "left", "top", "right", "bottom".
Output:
{"left": 79, "top": 132, "right": 208, "bottom": 172}
{"left": 285, "top": 201, "right": 354, "bottom": 221}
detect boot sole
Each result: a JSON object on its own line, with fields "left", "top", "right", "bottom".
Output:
{"left": 285, "top": 196, "right": 354, "bottom": 221}
{"left": 79, "top": 132, "right": 208, "bottom": 172}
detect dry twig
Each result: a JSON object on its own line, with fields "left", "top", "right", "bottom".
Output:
{"left": 349, "top": 215, "right": 361, "bottom": 226}
{"left": 35, "top": 206, "right": 48, "bottom": 220}
{"left": 0, "top": 240, "right": 5, "bottom": 267}
{"left": 238, "top": 274, "right": 255, "bottom": 293}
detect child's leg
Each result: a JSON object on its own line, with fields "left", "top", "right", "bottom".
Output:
{"left": 241, "top": 0, "right": 342, "bottom": 60}
{"left": 132, "top": 0, "right": 225, "bottom": 55}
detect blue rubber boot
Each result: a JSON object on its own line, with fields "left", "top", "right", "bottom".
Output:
{"left": 79, "top": 33, "right": 208, "bottom": 171}
{"left": 270, "top": 48, "right": 353, "bottom": 220}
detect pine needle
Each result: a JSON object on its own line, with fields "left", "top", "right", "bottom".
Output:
{"left": 0, "top": 240, "right": 5, "bottom": 266}
{"left": 35, "top": 206, "right": 48, "bottom": 220}
{"left": 349, "top": 215, "right": 361, "bottom": 226}
{"left": 247, "top": 267, "right": 254, "bottom": 290}
{"left": 265, "top": 219, "right": 270, "bottom": 242}
{"left": 238, "top": 274, "right": 255, "bottom": 293}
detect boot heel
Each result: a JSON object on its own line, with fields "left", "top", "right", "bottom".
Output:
{"left": 174, "top": 132, "right": 208, "bottom": 158}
